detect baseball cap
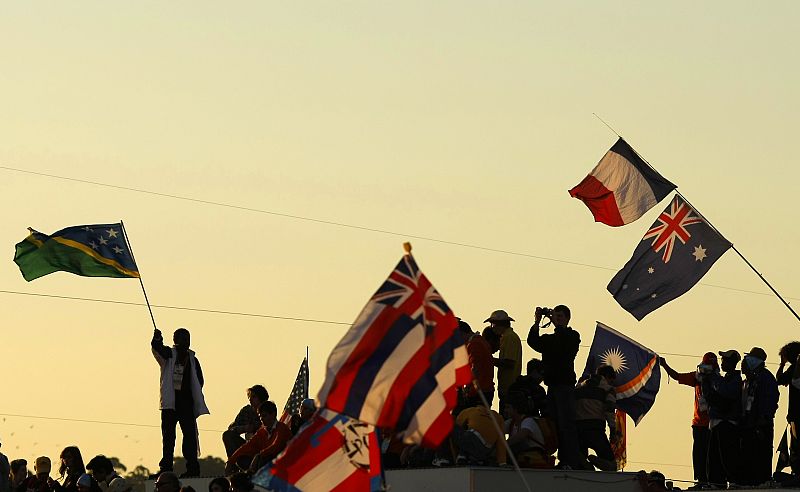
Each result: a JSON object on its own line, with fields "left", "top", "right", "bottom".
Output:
{"left": 745, "top": 347, "right": 767, "bottom": 362}
{"left": 718, "top": 350, "right": 741, "bottom": 362}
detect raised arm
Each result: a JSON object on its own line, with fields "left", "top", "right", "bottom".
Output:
{"left": 526, "top": 309, "right": 545, "bottom": 352}
{"left": 151, "top": 328, "right": 172, "bottom": 361}
{"left": 660, "top": 357, "right": 680, "bottom": 380}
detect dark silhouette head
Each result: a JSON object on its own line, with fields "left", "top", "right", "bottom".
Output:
{"left": 173, "top": 328, "right": 191, "bottom": 353}
{"left": 552, "top": 305, "right": 571, "bottom": 328}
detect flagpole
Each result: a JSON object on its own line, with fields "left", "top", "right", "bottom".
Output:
{"left": 674, "top": 192, "right": 800, "bottom": 323}
{"left": 306, "top": 345, "right": 310, "bottom": 392}
{"left": 593, "top": 115, "right": 800, "bottom": 323}
{"left": 119, "top": 221, "right": 158, "bottom": 330}
{"left": 474, "top": 383, "right": 532, "bottom": 492}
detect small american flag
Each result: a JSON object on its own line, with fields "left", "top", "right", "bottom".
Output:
{"left": 280, "top": 357, "right": 309, "bottom": 424}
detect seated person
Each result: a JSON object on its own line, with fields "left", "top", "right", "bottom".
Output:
{"left": 223, "top": 385, "right": 269, "bottom": 458}
{"left": 504, "top": 396, "right": 554, "bottom": 468}
{"left": 225, "top": 401, "right": 292, "bottom": 474}
{"left": 453, "top": 405, "right": 507, "bottom": 466}
{"left": 290, "top": 399, "right": 317, "bottom": 435}
{"left": 507, "top": 359, "right": 548, "bottom": 417}
{"left": 574, "top": 365, "right": 618, "bottom": 471}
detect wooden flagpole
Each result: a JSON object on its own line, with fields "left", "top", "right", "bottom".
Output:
{"left": 593, "top": 115, "right": 800, "bottom": 322}
{"left": 120, "top": 221, "right": 158, "bottom": 330}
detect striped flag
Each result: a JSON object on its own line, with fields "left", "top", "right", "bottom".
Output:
{"left": 582, "top": 322, "right": 661, "bottom": 424}
{"left": 280, "top": 357, "right": 309, "bottom": 424}
{"left": 318, "top": 252, "right": 471, "bottom": 447}
{"left": 569, "top": 138, "right": 676, "bottom": 227}
{"left": 252, "top": 409, "right": 382, "bottom": 492}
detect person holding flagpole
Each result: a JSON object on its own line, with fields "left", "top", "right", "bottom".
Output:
{"left": 660, "top": 353, "right": 717, "bottom": 487}
{"left": 151, "top": 327, "right": 209, "bottom": 478}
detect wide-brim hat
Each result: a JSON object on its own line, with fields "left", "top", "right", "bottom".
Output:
{"left": 484, "top": 309, "right": 514, "bottom": 323}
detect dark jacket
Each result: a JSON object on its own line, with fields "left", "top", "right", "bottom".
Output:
{"left": 776, "top": 363, "right": 800, "bottom": 423}
{"left": 507, "top": 375, "right": 548, "bottom": 417}
{"left": 703, "top": 370, "right": 743, "bottom": 422}
{"left": 742, "top": 366, "right": 779, "bottom": 428}
{"left": 527, "top": 325, "right": 580, "bottom": 386}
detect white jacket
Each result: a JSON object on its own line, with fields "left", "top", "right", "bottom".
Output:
{"left": 152, "top": 346, "right": 210, "bottom": 417}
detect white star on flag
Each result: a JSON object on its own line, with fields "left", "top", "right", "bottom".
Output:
{"left": 98, "top": 237, "right": 108, "bottom": 245}
{"left": 600, "top": 346, "right": 628, "bottom": 373}
{"left": 112, "top": 246, "right": 124, "bottom": 254}
{"left": 107, "top": 228, "right": 119, "bottom": 238}
{"left": 693, "top": 245, "right": 707, "bottom": 262}
{"left": 89, "top": 242, "right": 98, "bottom": 250}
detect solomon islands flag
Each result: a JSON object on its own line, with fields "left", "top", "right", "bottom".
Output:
{"left": 317, "top": 252, "right": 472, "bottom": 448}
{"left": 253, "top": 408, "right": 382, "bottom": 492}
{"left": 608, "top": 194, "right": 731, "bottom": 320}
{"left": 582, "top": 322, "right": 660, "bottom": 424}
{"left": 14, "top": 224, "right": 139, "bottom": 281}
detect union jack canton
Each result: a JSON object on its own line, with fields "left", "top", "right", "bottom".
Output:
{"left": 608, "top": 194, "right": 731, "bottom": 320}
{"left": 317, "top": 252, "right": 471, "bottom": 448}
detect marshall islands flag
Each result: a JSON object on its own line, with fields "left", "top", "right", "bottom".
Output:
{"left": 582, "top": 322, "right": 660, "bottom": 424}
{"left": 14, "top": 224, "right": 139, "bottom": 281}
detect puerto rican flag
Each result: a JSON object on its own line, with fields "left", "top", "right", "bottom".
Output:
{"left": 317, "top": 252, "right": 471, "bottom": 448}
{"left": 582, "top": 322, "right": 660, "bottom": 424}
{"left": 570, "top": 138, "right": 676, "bottom": 227}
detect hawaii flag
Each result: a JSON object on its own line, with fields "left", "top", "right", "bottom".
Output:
{"left": 570, "top": 138, "right": 676, "bottom": 226}
{"left": 582, "top": 322, "right": 660, "bottom": 424}
{"left": 252, "top": 409, "right": 382, "bottom": 492}
{"left": 317, "top": 251, "right": 471, "bottom": 448}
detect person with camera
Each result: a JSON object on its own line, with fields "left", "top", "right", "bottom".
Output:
{"left": 660, "top": 352, "right": 718, "bottom": 486}
{"left": 702, "top": 349, "right": 743, "bottom": 488}
{"left": 527, "top": 305, "right": 581, "bottom": 469}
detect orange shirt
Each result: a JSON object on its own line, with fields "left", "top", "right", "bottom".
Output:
{"left": 676, "top": 371, "right": 708, "bottom": 427}
{"left": 466, "top": 335, "right": 495, "bottom": 394}
{"left": 230, "top": 421, "right": 292, "bottom": 463}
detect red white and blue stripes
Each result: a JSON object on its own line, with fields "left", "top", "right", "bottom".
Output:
{"left": 318, "top": 253, "right": 471, "bottom": 447}
{"left": 570, "top": 138, "right": 676, "bottom": 227}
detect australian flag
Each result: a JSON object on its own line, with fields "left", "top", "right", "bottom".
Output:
{"left": 582, "top": 322, "right": 660, "bottom": 425}
{"left": 608, "top": 194, "right": 731, "bottom": 320}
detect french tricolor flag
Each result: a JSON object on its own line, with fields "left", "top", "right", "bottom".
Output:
{"left": 569, "top": 138, "right": 676, "bottom": 226}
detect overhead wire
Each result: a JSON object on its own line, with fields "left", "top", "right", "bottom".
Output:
{"left": 1, "top": 165, "right": 797, "bottom": 302}
{"left": 0, "top": 413, "right": 223, "bottom": 433}
{"left": 0, "top": 288, "right": 776, "bottom": 365}
{"left": 0, "top": 165, "right": 787, "bottom": 479}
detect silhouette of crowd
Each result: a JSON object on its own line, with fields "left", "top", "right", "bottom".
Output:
{"left": 5, "top": 317, "right": 799, "bottom": 491}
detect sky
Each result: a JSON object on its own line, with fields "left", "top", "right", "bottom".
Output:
{"left": 1, "top": 1, "right": 799, "bottom": 482}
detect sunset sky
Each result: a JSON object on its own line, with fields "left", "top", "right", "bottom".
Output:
{"left": 1, "top": 1, "right": 799, "bottom": 482}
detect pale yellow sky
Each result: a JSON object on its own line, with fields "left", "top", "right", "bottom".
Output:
{"left": 1, "top": 1, "right": 799, "bottom": 482}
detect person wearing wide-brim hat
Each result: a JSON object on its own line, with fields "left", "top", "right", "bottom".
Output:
{"left": 702, "top": 349, "right": 743, "bottom": 487}
{"left": 484, "top": 309, "right": 522, "bottom": 419}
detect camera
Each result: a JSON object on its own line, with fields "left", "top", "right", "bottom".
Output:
{"left": 536, "top": 307, "right": 552, "bottom": 317}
